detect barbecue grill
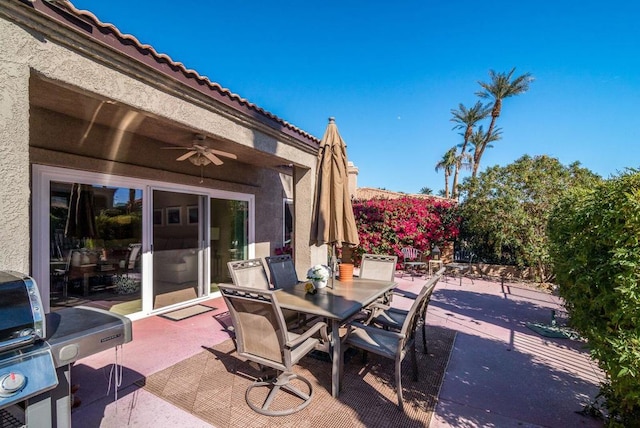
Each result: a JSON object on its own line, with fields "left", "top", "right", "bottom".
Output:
{"left": 0, "top": 271, "right": 132, "bottom": 427}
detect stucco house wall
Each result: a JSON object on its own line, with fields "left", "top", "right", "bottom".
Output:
{"left": 0, "top": 0, "right": 325, "bottom": 311}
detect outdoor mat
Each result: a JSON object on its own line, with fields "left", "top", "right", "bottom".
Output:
{"left": 159, "top": 304, "right": 215, "bottom": 321}
{"left": 138, "top": 324, "right": 456, "bottom": 427}
{"left": 526, "top": 322, "right": 581, "bottom": 340}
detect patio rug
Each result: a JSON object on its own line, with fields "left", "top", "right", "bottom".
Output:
{"left": 138, "top": 325, "right": 456, "bottom": 427}
{"left": 159, "top": 304, "right": 215, "bottom": 321}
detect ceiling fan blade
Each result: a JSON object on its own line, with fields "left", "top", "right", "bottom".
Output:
{"left": 208, "top": 149, "right": 237, "bottom": 160}
{"left": 176, "top": 151, "right": 197, "bottom": 161}
{"left": 204, "top": 151, "right": 224, "bottom": 166}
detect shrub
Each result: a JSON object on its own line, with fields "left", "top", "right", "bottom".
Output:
{"left": 352, "top": 196, "right": 459, "bottom": 265}
{"left": 459, "top": 155, "right": 600, "bottom": 281}
{"left": 547, "top": 170, "right": 640, "bottom": 425}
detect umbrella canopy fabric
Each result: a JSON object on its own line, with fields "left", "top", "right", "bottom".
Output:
{"left": 311, "top": 117, "right": 360, "bottom": 248}
{"left": 65, "top": 183, "right": 98, "bottom": 239}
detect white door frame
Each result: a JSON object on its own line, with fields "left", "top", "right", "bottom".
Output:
{"left": 32, "top": 164, "right": 255, "bottom": 317}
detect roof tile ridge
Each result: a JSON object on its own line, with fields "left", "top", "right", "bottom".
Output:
{"left": 59, "top": 1, "right": 318, "bottom": 143}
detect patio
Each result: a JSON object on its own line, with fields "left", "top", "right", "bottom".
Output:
{"left": 70, "top": 273, "right": 604, "bottom": 427}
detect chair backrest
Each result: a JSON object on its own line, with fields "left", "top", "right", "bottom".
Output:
{"left": 218, "top": 284, "right": 288, "bottom": 368}
{"left": 359, "top": 254, "right": 398, "bottom": 281}
{"left": 401, "top": 247, "right": 422, "bottom": 262}
{"left": 127, "top": 243, "right": 142, "bottom": 270}
{"left": 227, "top": 259, "right": 271, "bottom": 289}
{"left": 265, "top": 255, "right": 299, "bottom": 288}
{"left": 399, "top": 269, "right": 444, "bottom": 340}
{"left": 454, "top": 249, "right": 475, "bottom": 263}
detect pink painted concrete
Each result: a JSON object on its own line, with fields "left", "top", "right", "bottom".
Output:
{"left": 70, "top": 273, "right": 604, "bottom": 427}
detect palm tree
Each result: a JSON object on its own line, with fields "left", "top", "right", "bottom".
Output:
{"left": 419, "top": 186, "right": 433, "bottom": 195}
{"left": 450, "top": 101, "right": 491, "bottom": 198}
{"left": 469, "top": 126, "right": 501, "bottom": 175}
{"left": 474, "top": 68, "right": 533, "bottom": 177}
{"left": 435, "top": 147, "right": 457, "bottom": 199}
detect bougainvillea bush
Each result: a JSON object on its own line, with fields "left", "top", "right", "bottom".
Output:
{"left": 351, "top": 196, "right": 459, "bottom": 266}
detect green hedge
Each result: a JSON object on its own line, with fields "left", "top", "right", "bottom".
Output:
{"left": 548, "top": 171, "right": 640, "bottom": 426}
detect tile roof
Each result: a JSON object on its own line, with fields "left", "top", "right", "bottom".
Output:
{"left": 27, "top": 0, "right": 319, "bottom": 147}
{"left": 354, "top": 187, "right": 454, "bottom": 202}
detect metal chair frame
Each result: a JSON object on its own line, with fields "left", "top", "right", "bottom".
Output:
{"left": 400, "top": 247, "right": 427, "bottom": 281}
{"left": 342, "top": 269, "right": 444, "bottom": 411}
{"left": 445, "top": 249, "right": 475, "bottom": 286}
{"left": 219, "top": 284, "right": 329, "bottom": 416}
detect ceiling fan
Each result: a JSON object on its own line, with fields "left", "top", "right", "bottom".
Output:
{"left": 162, "top": 134, "right": 237, "bottom": 167}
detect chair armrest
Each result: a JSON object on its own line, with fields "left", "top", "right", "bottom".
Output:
{"left": 286, "top": 321, "right": 329, "bottom": 348}
{"left": 347, "top": 322, "right": 406, "bottom": 340}
{"left": 368, "top": 302, "right": 391, "bottom": 312}
{"left": 386, "top": 307, "right": 409, "bottom": 316}
{"left": 361, "top": 301, "right": 391, "bottom": 324}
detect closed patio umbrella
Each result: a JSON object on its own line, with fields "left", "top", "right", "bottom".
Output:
{"left": 65, "top": 183, "right": 98, "bottom": 239}
{"left": 311, "top": 118, "right": 359, "bottom": 276}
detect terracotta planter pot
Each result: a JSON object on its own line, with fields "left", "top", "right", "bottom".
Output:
{"left": 339, "top": 263, "right": 354, "bottom": 281}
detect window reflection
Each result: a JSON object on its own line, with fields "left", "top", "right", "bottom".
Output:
{"left": 49, "top": 182, "right": 142, "bottom": 315}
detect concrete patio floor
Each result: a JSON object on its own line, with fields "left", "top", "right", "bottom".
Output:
{"left": 70, "top": 273, "right": 605, "bottom": 427}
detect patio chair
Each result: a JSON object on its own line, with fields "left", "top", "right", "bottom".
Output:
{"left": 265, "top": 254, "right": 299, "bottom": 288}
{"left": 52, "top": 250, "right": 73, "bottom": 299}
{"left": 400, "top": 247, "right": 427, "bottom": 281}
{"left": 228, "top": 258, "right": 300, "bottom": 327}
{"left": 445, "top": 248, "right": 475, "bottom": 286}
{"left": 342, "top": 268, "right": 442, "bottom": 411}
{"left": 364, "top": 268, "right": 445, "bottom": 354}
{"left": 359, "top": 253, "right": 398, "bottom": 305}
{"left": 227, "top": 259, "right": 271, "bottom": 289}
{"left": 265, "top": 254, "right": 317, "bottom": 328}
{"left": 359, "top": 254, "right": 398, "bottom": 282}
{"left": 219, "top": 284, "right": 330, "bottom": 416}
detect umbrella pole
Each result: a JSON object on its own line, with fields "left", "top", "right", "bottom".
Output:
{"left": 330, "top": 244, "right": 336, "bottom": 289}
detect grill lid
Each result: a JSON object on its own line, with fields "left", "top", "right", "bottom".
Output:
{"left": 0, "top": 271, "right": 45, "bottom": 349}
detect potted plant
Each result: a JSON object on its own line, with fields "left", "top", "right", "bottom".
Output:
{"left": 337, "top": 247, "right": 355, "bottom": 281}
{"left": 306, "top": 264, "right": 331, "bottom": 289}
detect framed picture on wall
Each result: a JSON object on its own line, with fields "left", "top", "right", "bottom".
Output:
{"left": 166, "top": 207, "right": 181, "bottom": 225}
{"left": 187, "top": 206, "right": 198, "bottom": 225}
{"left": 153, "top": 208, "right": 164, "bottom": 226}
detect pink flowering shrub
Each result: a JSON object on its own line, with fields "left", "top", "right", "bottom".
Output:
{"left": 352, "top": 196, "right": 459, "bottom": 266}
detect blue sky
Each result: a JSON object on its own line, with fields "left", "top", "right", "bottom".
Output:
{"left": 71, "top": 0, "right": 640, "bottom": 194}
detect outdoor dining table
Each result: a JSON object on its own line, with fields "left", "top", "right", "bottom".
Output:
{"left": 276, "top": 277, "right": 397, "bottom": 398}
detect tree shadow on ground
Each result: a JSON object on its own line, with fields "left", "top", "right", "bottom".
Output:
{"left": 426, "top": 285, "right": 604, "bottom": 427}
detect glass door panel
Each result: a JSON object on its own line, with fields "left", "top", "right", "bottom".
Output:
{"left": 152, "top": 190, "right": 203, "bottom": 310}
{"left": 49, "top": 182, "right": 143, "bottom": 315}
{"left": 210, "top": 198, "right": 248, "bottom": 287}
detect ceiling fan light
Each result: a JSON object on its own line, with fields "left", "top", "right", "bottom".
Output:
{"left": 188, "top": 155, "right": 211, "bottom": 166}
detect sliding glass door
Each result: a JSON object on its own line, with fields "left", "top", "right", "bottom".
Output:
{"left": 210, "top": 198, "right": 248, "bottom": 286}
{"left": 34, "top": 165, "right": 254, "bottom": 317}
{"left": 152, "top": 190, "right": 205, "bottom": 310}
